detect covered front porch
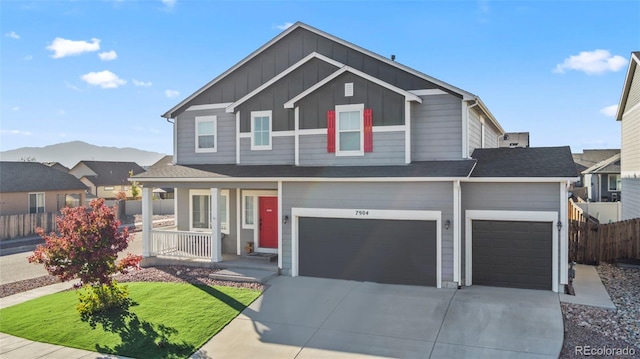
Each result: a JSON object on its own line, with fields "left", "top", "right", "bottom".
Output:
{"left": 138, "top": 180, "right": 282, "bottom": 271}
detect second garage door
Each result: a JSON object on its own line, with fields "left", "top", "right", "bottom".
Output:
{"left": 298, "top": 217, "right": 437, "bottom": 286}
{"left": 472, "top": 220, "right": 552, "bottom": 290}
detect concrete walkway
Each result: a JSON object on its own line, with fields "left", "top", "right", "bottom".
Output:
{"left": 559, "top": 264, "right": 616, "bottom": 309}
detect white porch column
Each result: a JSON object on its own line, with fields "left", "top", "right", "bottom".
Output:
{"left": 141, "top": 186, "right": 153, "bottom": 257}
{"left": 210, "top": 188, "right": 222, "bottom": 262}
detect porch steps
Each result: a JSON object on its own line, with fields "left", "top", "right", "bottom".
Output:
{"left": 210, "top": 268, "right": 277, "bottom": 284}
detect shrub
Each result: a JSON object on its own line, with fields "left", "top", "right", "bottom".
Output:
{"left": 77, "top": 281, "right": 131, "bottom": 319}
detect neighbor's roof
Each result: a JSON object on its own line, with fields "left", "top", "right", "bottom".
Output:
{"left": 135, "top": 160, "right": 477, "bottom": 180}
{"left": 0, "top": 162, "right": 88, "bottom": 193}
{"left": 471, "top": 146, "right": 578, "bottom": 177}
{"left": 581, "top": 153, "right": 621, "bottom": 175}
{"left": 77, "top": 161, "right": 145, "bottom": 186}
{"left": 149, "top": 155, "right": 173, "bottom": 171}
{"left": 616, "top": 51, "right": 640, "bottom": 121}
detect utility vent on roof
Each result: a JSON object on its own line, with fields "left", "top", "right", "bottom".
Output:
{"left": 345, "top": 83, "right": 354, "bottom": 97}
{"left": 499, "top": 132, "right": 530, "bottom": 148}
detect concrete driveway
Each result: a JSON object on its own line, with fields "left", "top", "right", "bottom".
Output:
{"left": 194, "top": 277, "right": 563, "bottom": 359}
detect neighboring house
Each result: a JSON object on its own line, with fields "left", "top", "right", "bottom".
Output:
{"left": 616, "top": 51, "right": 640, "bottom": 220}
{"left": 581, "top": 153, "right": 621, "bottom": 202}
{"left": 69, "top": 161, "right": 145, "bottom": 199}
{"left": 134, "top": 22, "right": 577, "bottom": 292}
{"left": 0, "top": 162, "right": 87, "bottom": 216}
{"left": 149, "top": 156, "right": 175, "bottom": 199}
{"left": 43, "top": 162, "right": 70, "bottom": 173}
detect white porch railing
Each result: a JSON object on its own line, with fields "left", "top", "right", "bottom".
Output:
{"left": 150, "top": 230, "right": 211, "bottom": 259}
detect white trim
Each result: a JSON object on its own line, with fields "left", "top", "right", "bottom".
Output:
{"left": 189, "top": 189, "right": 229, "bottom": 234}
{"left": 235, "top": 111, "right": 241, "bottom": 164}
{"left": 453, "top": 181, "right": 461, "bottom": 284}
{"left": 462, "top": 101, "right": 470, "bottom": 159}
{"left": 298, "top": 128, "right": 326, "bottom": 135}
{"left": 186, "top": 103, "right": 233, "bottom": 112}
{"left": 622, "top": 101, "right": 640, "bottom": 118}
{"left": 291, "top": 207, "right": 442, "bottom": 288}
{"left": 284, "top": 66, "right": 422, "bottom": 109}
{"left": 372, "top": 125, "right": 405, "bottom": 133}
{"left": 404, "top": 101, "right": 411, "bottom": 164}
{"left": 294, "top": 107, "right": 300, "bottom": 166}
{"left": 480, "top": 115, "right": 486, "bottom": 149}
{"left": 335, "top": 104, "right": 364, "bottom": 156}
{"left": 28, "top": 192, "right": 45, "bottom": 214}
{"left": 241, "top": 192, "right": 255, "bottom": 229}
{"left": 464, "top": 210, "right": 559, "bottom": 292}
{"left": 172, "top": 118, "right": 177, "bottom": 163}
{"left": 560, "top": 182, "right": 569, "bottom": 285}
{"left": 136, "top": 176, "right": 578, "bottom": 184}
{"left": 252, "top": 193, "right": 279, "bottom": 253}
{"left": 622, "top": 170, "right": 640, "bottom": 177}
{"left": 236, "top": 189, "right": 241, "bottom": 255}
{"left": 277, "top": 181, "right": 283, "bottom": 269}
{"left": 226, "top": 52, "right": 343, "bottom": 113}
{"left": 608, "top": 174, "right": 621, "bottom": 191}
{"left": 616, "top": 53, "right": 639, "bottom": 120}
{"left": 272, "top": 130, "right": 295, "bottom": 137}
{"left": 250, "top": 110, "right": 272, "bottom": 151}
{"left": 141, "top": 187, "right": 152, "bottom": 257}
{"left": 409, "top": 89, "right": 448, "bottom": 96}
{"left": 195, "top": 116, "right": 217, "bottom": 153}
{"left": 210, "top": 188, "right": 222, "bottom": 262}
{"left": 239, "top": 133, "right": 251, "bottom": 138}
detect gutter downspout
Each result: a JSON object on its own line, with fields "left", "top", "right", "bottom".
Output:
{"left": 463, "top": 100, "right": 480, "bottom": 159}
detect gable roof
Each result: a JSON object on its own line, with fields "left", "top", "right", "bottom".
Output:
{"left": 149, "top": 155, "right": 173, "bottom": 171}
{"left": 616, "top": 51, "right": 640, "bottom": 121}
{"left": 161, "top": 22, "right": 503, "bottom": 133}
{"left": 581, "top": 153, "right": 621, "bottom": 174}
{"left": 74, "top": 161, "right": 145, "bottom": 186}
{"left": 572, "top": 149, "right": 620, "bottom": 168}
{"left": 0, "top": 162, "right": 88, "bottom": 193}
{"left": 471, "top": 146, "right": 578, "bottom": 178}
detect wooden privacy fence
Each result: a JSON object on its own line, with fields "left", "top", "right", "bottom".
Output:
{"left": 0, "top": 212, "right": 57, "bottom": 240}
{"left": 569, "top": 217, "right": 640, "bottom": 264}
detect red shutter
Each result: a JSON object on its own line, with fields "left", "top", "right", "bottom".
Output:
{"left": 364, "top": 108, "right": 373, "bottom": 152}
{"left": 327, "top": 110, "right": 336, "bottom": 153}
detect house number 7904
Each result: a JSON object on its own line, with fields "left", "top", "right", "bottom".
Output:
{"left": 355, "top": 210, "right": 369, "bottom": 216}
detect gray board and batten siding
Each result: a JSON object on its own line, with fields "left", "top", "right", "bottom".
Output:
{"left": 299, "top": 132, "right": 406, "bottom": 166}
{"left": 280, "top": 181, "right": 454, "bottom": 280}
{"left": 237, "top": 57, "right": 339, "bottom": 132}
{"left": 171, "top": 27, "right": 459, "bottom": 117}
{"left": 176, "top": 109, "right": 236, "bottom": 165}
{"left": 411, "top": 94, "right": 463, "bottom": 161}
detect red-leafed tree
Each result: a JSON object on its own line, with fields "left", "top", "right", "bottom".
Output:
{"left": 29, "top": 199, "right": 141, "bottom": 314}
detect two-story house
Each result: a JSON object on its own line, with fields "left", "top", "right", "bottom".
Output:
{"left": 69, "top": 161, "right": 145, "bottom": 199}
{"left": 134, "top": 22, "right": 577, "bottom": 292}
{"left": 616, "top": 52, "right": 640, "bottom": 220}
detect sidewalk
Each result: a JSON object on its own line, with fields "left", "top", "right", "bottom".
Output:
{"left": 558, "top": 264, "right": 616, "bottom": 309}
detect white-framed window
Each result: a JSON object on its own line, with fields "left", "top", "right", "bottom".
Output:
{"left": 242, "top": 194, "right": 255, "bottom": 229}
{"left": 195, "top": 116, "right": 217, "bottom": 153}
{"left": 251, "top": 110, "right": 272, "bottom": 150}
{"left": 104, "top": 186, "right": 115, "bottom": 191}
{"left": 29, "top": 192, "right": 45, "bottom": 214}
{"left": 189, "top": 189, "right": 229, "bottom": 234}
{"left": 336, "top": 104, "right": 364, "bottom": 156}
{"left": 608, "top": 174, "right": 621, "bottom": 191}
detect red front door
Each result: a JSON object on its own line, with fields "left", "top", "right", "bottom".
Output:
{"left": 259, "top": 197, "right": 278, "bottom": 249}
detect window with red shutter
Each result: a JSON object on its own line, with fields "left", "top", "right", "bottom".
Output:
{"left": 327, "top": 110, "right": 336, "bottom": 153}
{"left": 364, "top": 108, "right": 373, "bottom": 152}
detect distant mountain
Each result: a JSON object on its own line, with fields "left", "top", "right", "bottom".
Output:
{"left": 0, "top": 141, "right": 166, "bottom": 168}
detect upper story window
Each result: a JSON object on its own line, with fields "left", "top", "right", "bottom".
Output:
{"left": 29, "top": 192, "right": 45, "bottom": 213}
{"left": 195, "top": 116, "right": 217, "bottom": 153}
{"left": 251, "top": 110, "right": 272, "bottom": 150}
{"left": 336, "top": 104, "right": 364, "bottom": 156}
{"left": 608, "top": 174, "right": 621, "bottom": 191}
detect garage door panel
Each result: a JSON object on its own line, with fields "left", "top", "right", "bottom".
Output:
{"left": 472, "top": 220, "right": 552, "bottom": 290}
{"left": 299, "top": 217, "right": 437, "bottom": 286}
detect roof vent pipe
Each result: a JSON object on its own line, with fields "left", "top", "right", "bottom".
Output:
{"left": 391, "top": 54, "right": 396, "bottom": 61}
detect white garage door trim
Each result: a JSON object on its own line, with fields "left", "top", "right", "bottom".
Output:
{"left": 465, "top": 210, "right": 559, "bottom": 292}
{"left": 291, "top": 207, "right": 442, "bottom": 288}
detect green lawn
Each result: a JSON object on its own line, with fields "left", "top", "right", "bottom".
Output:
{"left": 0, "top": 282, "right": 261, "bottom": 358}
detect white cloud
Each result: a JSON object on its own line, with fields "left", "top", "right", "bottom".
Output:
{"left": 47, "top": 37, "right": 100, "bottom": 59}
{"left": 23, "top": 55, "right": 33, "bottom": 61}
{"left": 165, "top": 89, "right": 180, "bottom": 98}
{"left": 275, "top": 22, "right": 293, "bottom": 30}
{"left": 12, "top": 106, "right": 20, "bottom": 111}
{"left": 161, "top": 0, "right": 176, "bottom": 8}
{"left": 599, "top": 104, "right": 618, "bottom": 117}
{"left": 98, "top": 50, "right": 117, "bottom": 61}
{"left": 5, "top": 31, "right": 20, "bottom": 39}
{"left": 81, "top": 70, "right": 126, "bottom": 88}
{"left": 65, "top": 82, "right": 83, "bottom": 92}
{"left": 58, "top": 109, "right": 66, "bottom": 116}
{"left": 1, "top": 129, "right": 31, "bottom": 136}
{"left": 554, "top": 49, "right": 628, "bottom": 75}
{"left": 133, "top": 79, "right": 152, "bottom": 87}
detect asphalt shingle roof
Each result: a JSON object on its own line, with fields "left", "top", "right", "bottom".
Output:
{"left": 471, "top": 146, "right": 578, "bottom": 177}
{"left": 79, "top": 161, "right": 145, "bottom": 186}
{"left": 135, "top": 160, "right": 477, "bottom": 179}
{"left": 0, "top": 162, "right": 88, "bottom": 193}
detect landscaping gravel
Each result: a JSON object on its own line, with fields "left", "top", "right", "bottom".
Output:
{"left": 0, "top": 275, "right": 61, "bottom": 298}
{"left": 560, "top": 263, "right": 640, "bottom": 358}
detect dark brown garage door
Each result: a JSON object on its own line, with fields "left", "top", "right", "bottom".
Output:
{"left": 298, "top": 217, "right": 437, "bottom": 286}
{"left": 472, "top": 220, "right": 552, "bottom": 290}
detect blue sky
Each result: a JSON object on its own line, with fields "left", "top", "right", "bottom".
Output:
{"left": 1, "top": 0, "right": 638, "bottom": 155}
